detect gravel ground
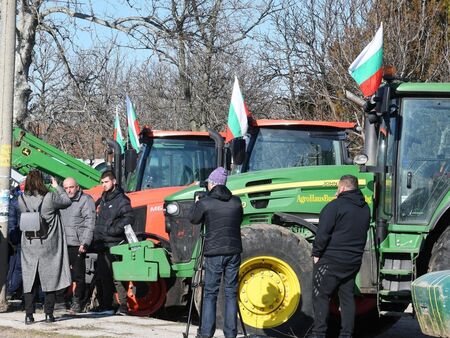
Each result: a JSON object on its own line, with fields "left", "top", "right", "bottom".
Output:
{"left": 0, "top": 301, "right": 432, "bottom": 338}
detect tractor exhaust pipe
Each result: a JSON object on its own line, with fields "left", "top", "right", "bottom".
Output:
{"left": 103, "top": 137, "right": 122, "bottom": 188}
{"left": 208, "top": 128, "right": 224, "bottom": 167}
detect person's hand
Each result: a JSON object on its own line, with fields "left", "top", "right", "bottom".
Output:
{"left": 313, "top": 256, "right": 319, "bottom": 264}
{"left": 195, "top": 195, "right": 200, "bottom": 203}
{"left": 78, "top": 245, "right": 86, "bottom": 253}
{"left": 50, "top": 177, "right": 58, "bottom": 188}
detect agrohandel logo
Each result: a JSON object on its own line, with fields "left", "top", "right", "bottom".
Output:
{"left": 297, "top": 194, "right": 372, "bottom": 205}
{"left": 297, "top": 194, "right": 335, "bottom": 204}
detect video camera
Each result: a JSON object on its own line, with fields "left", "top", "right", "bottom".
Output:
{"left": 194, "top": 180, "right": 208, "bottom": 201}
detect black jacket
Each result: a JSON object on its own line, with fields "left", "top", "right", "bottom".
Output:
{"left": 93, "top": 187, "right": 134, "bottom": 248}
{"left": 312, "top": 189, "right": 370, "bottom": 266}
{"left": 189, "top": 185, "right": 243, "bottom": 256}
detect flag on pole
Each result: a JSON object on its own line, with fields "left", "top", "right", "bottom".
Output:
{"left": 113, "top": 107, "right": 125, "bottom": 154}
{"left": 126, "top": 96, "right": 141, "bottom": 152}
{"left": 225, "top": 77, "right": 251, "bottom": 143}
{"left": 348, "top": 23, "right": 383, "bottom": 97}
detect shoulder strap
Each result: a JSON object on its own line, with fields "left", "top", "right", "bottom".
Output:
{"left": 20, "top": 195, "right": 31, "bottom": 212}
{"left": 38, "top": 193, "right": 47, "bottom": 213}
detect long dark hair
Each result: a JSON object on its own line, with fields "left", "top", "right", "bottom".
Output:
{"left": 24, "top": 170, "right": 49, "bottom": 196}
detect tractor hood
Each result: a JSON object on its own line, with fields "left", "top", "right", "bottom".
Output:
{"left": 165, "top": 165, "right": 375, "bottom": 212}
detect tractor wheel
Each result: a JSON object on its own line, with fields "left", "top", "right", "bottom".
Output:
{"left": 126, "top": 280, "right": 167, "bottom": 316}
{"left": 215, "top": 224, "right": 313, "bottom": 337}
{"left": 428, "top": 225, "right": 450, "bottom": 271}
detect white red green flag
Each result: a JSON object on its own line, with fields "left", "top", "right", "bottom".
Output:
{"left": 113, "top": 108, "right": 125, "bottom": 154}
{"left": 126, "top": 96, "right": 141, "bottom": 152}
{"left": 225, "top": 77, "right": 251, "bottom": 143}
{"left": 348, "top": 23, "right": 383, "bottom": 97}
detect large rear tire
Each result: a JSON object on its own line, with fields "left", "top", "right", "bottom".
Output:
{"left": 217, "top": 224, "right": 314, "bottom": 337}
{"left": 428, "top": 225, "right": 450, "bottom": 271}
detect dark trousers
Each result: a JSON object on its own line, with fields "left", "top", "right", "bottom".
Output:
{"left": 68, "top": 246, "right": 86, "bottom": 300}
{"left": 312, "top": 261, "right": 359, "bottom": 338}
{"left": 24, "top": 272, "right": 56, "bottom": 315}
{"left": 201, "top": 253, "right": 241, "bottom": 338}
{"left": 97, "top": 249, "right": 128, "bottom": 309}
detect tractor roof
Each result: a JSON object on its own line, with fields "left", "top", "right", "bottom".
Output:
{"left": 396, "top": 82, "right": 450, "bottom": 95}
{"left": 252, "top": 119, "right": 356, "bottom": 130}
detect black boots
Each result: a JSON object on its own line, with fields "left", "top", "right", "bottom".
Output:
{"left": 45, "top": 313, "right": 55, "bottom": 323}
{"left": 25, "top": 313, "right": 55, "bottom": 324}
{"left": 25, "top": 314, "right": 35, "bottom": 325}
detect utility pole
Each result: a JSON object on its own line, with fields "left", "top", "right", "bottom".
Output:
{"left": 0, "top": 0, "right": 17, "bottom": 312}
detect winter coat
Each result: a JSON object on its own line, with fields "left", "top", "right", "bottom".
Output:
{"left": 7, "top": 196, "right": 22, "bottom": 295}
{"left": 93, "top": 187, "right": 134, "bottom": 249}
{"left": 312, "top": 189, "right": 370, "bottom": 266}
{"left": 8, "top": 196, "right": 21, "bottom": 246}
{"left": 189, "top": 185, "right": 243, "bottom": 256}
{"left": 19, "top": 186, "right": 72, "bottom": 293}
{"left": 60, "top": 190, "right": 96, "bottom": 247}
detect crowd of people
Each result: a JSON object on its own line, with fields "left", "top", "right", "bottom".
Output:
{"left": 7, "top": 169, "right": 133, "bottom": 324}
{"left": 7, "top": 168, "right": 370, "bottom": 338}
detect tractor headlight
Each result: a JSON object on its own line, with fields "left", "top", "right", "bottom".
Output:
{"left": 165, "top": 202, "right": 180, "bottom": 216}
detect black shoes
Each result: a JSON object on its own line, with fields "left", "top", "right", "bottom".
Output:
{"left": 25, "top": 314, "right": 34, "bottom": 325}
{"left": 25, "top": 313, "right": 55, "bottom": 324}
{"left": 45, "top": 313, "right": 56, "bottom": 323}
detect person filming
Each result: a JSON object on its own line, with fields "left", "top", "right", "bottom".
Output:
{"left": 189, "top": 167, "right": 243, "bottom": 338}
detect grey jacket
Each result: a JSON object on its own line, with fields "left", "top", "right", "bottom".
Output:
{"left": 19, "top": 186, "right": 72, "bottom": 293}
{"left": 60, "top": 190, "right": 96, "bottom": 247}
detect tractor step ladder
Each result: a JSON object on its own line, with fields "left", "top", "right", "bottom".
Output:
{"left": 377, "top": 233, "right": 422, "bottom": 317}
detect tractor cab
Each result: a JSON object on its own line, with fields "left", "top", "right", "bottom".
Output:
{"left": 229, "top": 119, "right": 355, "bottom": 173}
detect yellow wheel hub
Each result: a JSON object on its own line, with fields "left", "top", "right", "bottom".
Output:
{"left": 238, "top": 256, "right": 301, "bottom": 328}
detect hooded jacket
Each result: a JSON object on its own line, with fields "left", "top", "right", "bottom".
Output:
{"left": 312, "top": 189, "right": 370, "bottom": 266}
{"left": 93, "top": 187, "right": 134, "bottom": 249}
{"left": 189, "top": 185, "right": 243, "bottom": 256}
{"left": 60, "top": 189, "right": 96, "bottom": 247}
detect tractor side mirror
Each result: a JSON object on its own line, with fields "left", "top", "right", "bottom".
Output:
{"left": 125, "top": 148, "right": 138, "bottom": 175}
{"left": 230, "top": 138, "right": 246, "bottom": 165}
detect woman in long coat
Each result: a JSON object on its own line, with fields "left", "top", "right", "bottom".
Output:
{"left": 19, "top": 170, "right": 72, "bottom": 324}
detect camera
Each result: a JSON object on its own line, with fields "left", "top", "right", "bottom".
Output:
{"left": 194, "top": 190, "right": 208, "bottom": 201}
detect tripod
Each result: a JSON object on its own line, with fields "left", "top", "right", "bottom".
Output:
{"left": 183, "top": 227, "right": 248, "bottom": 338}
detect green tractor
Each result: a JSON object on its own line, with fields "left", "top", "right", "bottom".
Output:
{"left": 111, "top": 119, "right": 356, "bottom": 318}
{"left": 162, "top": 81, "right": 450, "bottom": 337}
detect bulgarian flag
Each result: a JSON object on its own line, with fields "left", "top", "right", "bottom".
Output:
{"left": 126, "top": 96, "right": 141, "bottom": 152}
{"left": 348, "top": 23, "right": 383, "bottom": 97}
{"left": 113, "top": 108, "right": 125, "bottom": 154}
{"left": 225, "top": 77, "right": 251, "bottom": 143}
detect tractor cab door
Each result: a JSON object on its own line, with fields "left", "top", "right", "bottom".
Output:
{"left": 397, "top": 98, "right": 450, "bottom": 224}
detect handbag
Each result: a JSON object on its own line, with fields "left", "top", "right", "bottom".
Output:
{"left": 19, "top": 195, "right": 49, "bottom": 239}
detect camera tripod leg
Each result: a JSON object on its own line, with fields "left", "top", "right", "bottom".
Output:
{"left": 184, "top": 232, "right": 206, "bottom": 338}
{"left": 237, "top": 303, "right": 248, "bottom": 337}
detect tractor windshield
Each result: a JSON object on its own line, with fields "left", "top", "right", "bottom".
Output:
{"left": 127, "top": 138, "right": 216, "bottom": 191}
{"left": 398, "top": 98, "right": 450, "bottom": 224}
{"left": 241, "top": 127, "right": 345, "bottom": 172}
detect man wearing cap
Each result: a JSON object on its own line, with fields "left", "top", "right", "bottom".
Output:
{"left": 189, "top": 167, "right": 243, "bottom": 338}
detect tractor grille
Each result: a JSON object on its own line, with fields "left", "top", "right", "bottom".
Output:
{"left": 248, "top": 214, "right": 271, "bottom": 224}
{"left": 165, "top": 200, "right": 201, "bottom": 264}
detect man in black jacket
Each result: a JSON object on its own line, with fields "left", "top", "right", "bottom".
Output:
{"left": 311, "top": 175, "right": 370, "bottom": 338}
{"left": 189, "top": 167, "right": 243, "bottom": 338}
{"left": 93, "top": 171, "right": 134, "bottom": 316}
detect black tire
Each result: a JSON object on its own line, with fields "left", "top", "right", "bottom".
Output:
{"left": 428, "top": 225, "right": 450, "bottom": 271}
{"left": 212, "top": 224, "right": 314, "bottom": 337}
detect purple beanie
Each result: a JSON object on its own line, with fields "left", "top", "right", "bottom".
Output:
{"left": 207, "top": 167, "right": 228, "bottom": 185}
